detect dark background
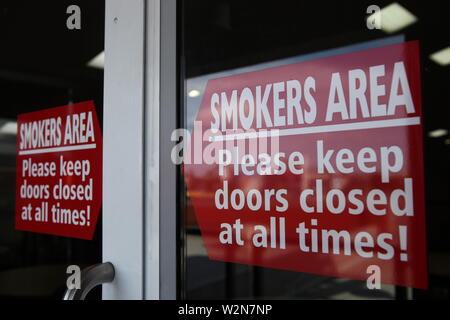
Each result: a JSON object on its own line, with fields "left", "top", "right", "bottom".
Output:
{"left": 0, "top": 0, "right": 104, "bottom": 299}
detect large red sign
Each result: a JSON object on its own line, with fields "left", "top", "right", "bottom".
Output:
{"left": 184, "top": 41, "right": 428, "bottom": 288}
{"left": 15, "top": 101, "right": 102, "bottom": 240}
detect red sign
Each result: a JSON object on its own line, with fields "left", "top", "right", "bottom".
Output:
{"left": 15, "top": 101, "right": 102, "bottom": 240}
{"left": 184, "top": 41, "right": 428, "bottom": 288}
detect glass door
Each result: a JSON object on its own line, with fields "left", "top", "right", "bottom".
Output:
{"left": 179, "top": 0, "right": 450, "bottom": 300}
{"left": 0, "top": 0, "right": 104, "bottom": 300}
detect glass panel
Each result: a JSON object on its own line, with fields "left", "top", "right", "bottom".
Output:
{"left": 180, "top": 0, "right": 450, "bottom": 299}
{"left": 0, "top": 1, "right": 104, "bottom": 299}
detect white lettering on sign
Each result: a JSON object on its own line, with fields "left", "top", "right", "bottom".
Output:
{"left": 210, "top": 77, "right": 317, "bottom": 131}
{"left": 19, "top": 111, "right": 95, "bottom": 151}
{"left": 326, "top": 62, "right": 415, "bottom": 121}
{"left": 210, "top": 62, "right": 414, "bottom": 132}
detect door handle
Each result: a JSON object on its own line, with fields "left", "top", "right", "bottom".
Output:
{"left": 63, "top": 262, "right": 115, "bottom": 300}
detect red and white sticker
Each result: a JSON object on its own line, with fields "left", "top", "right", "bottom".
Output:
{"left": 184, "top": 41, "right": 428, "bottom": 289}
{"left": 15, "top": 101, "right": 102, "bottom": 240}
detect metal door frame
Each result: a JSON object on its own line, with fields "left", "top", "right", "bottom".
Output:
{"left": 103, "top": 0, "right": 177, "bottom": 300}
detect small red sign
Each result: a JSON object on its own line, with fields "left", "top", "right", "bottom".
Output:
{"left": 184, "top": 41, "right": 428, "bottom": 288}
{"left": 15, "top": 101, "right": 102, "bottom": 240}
